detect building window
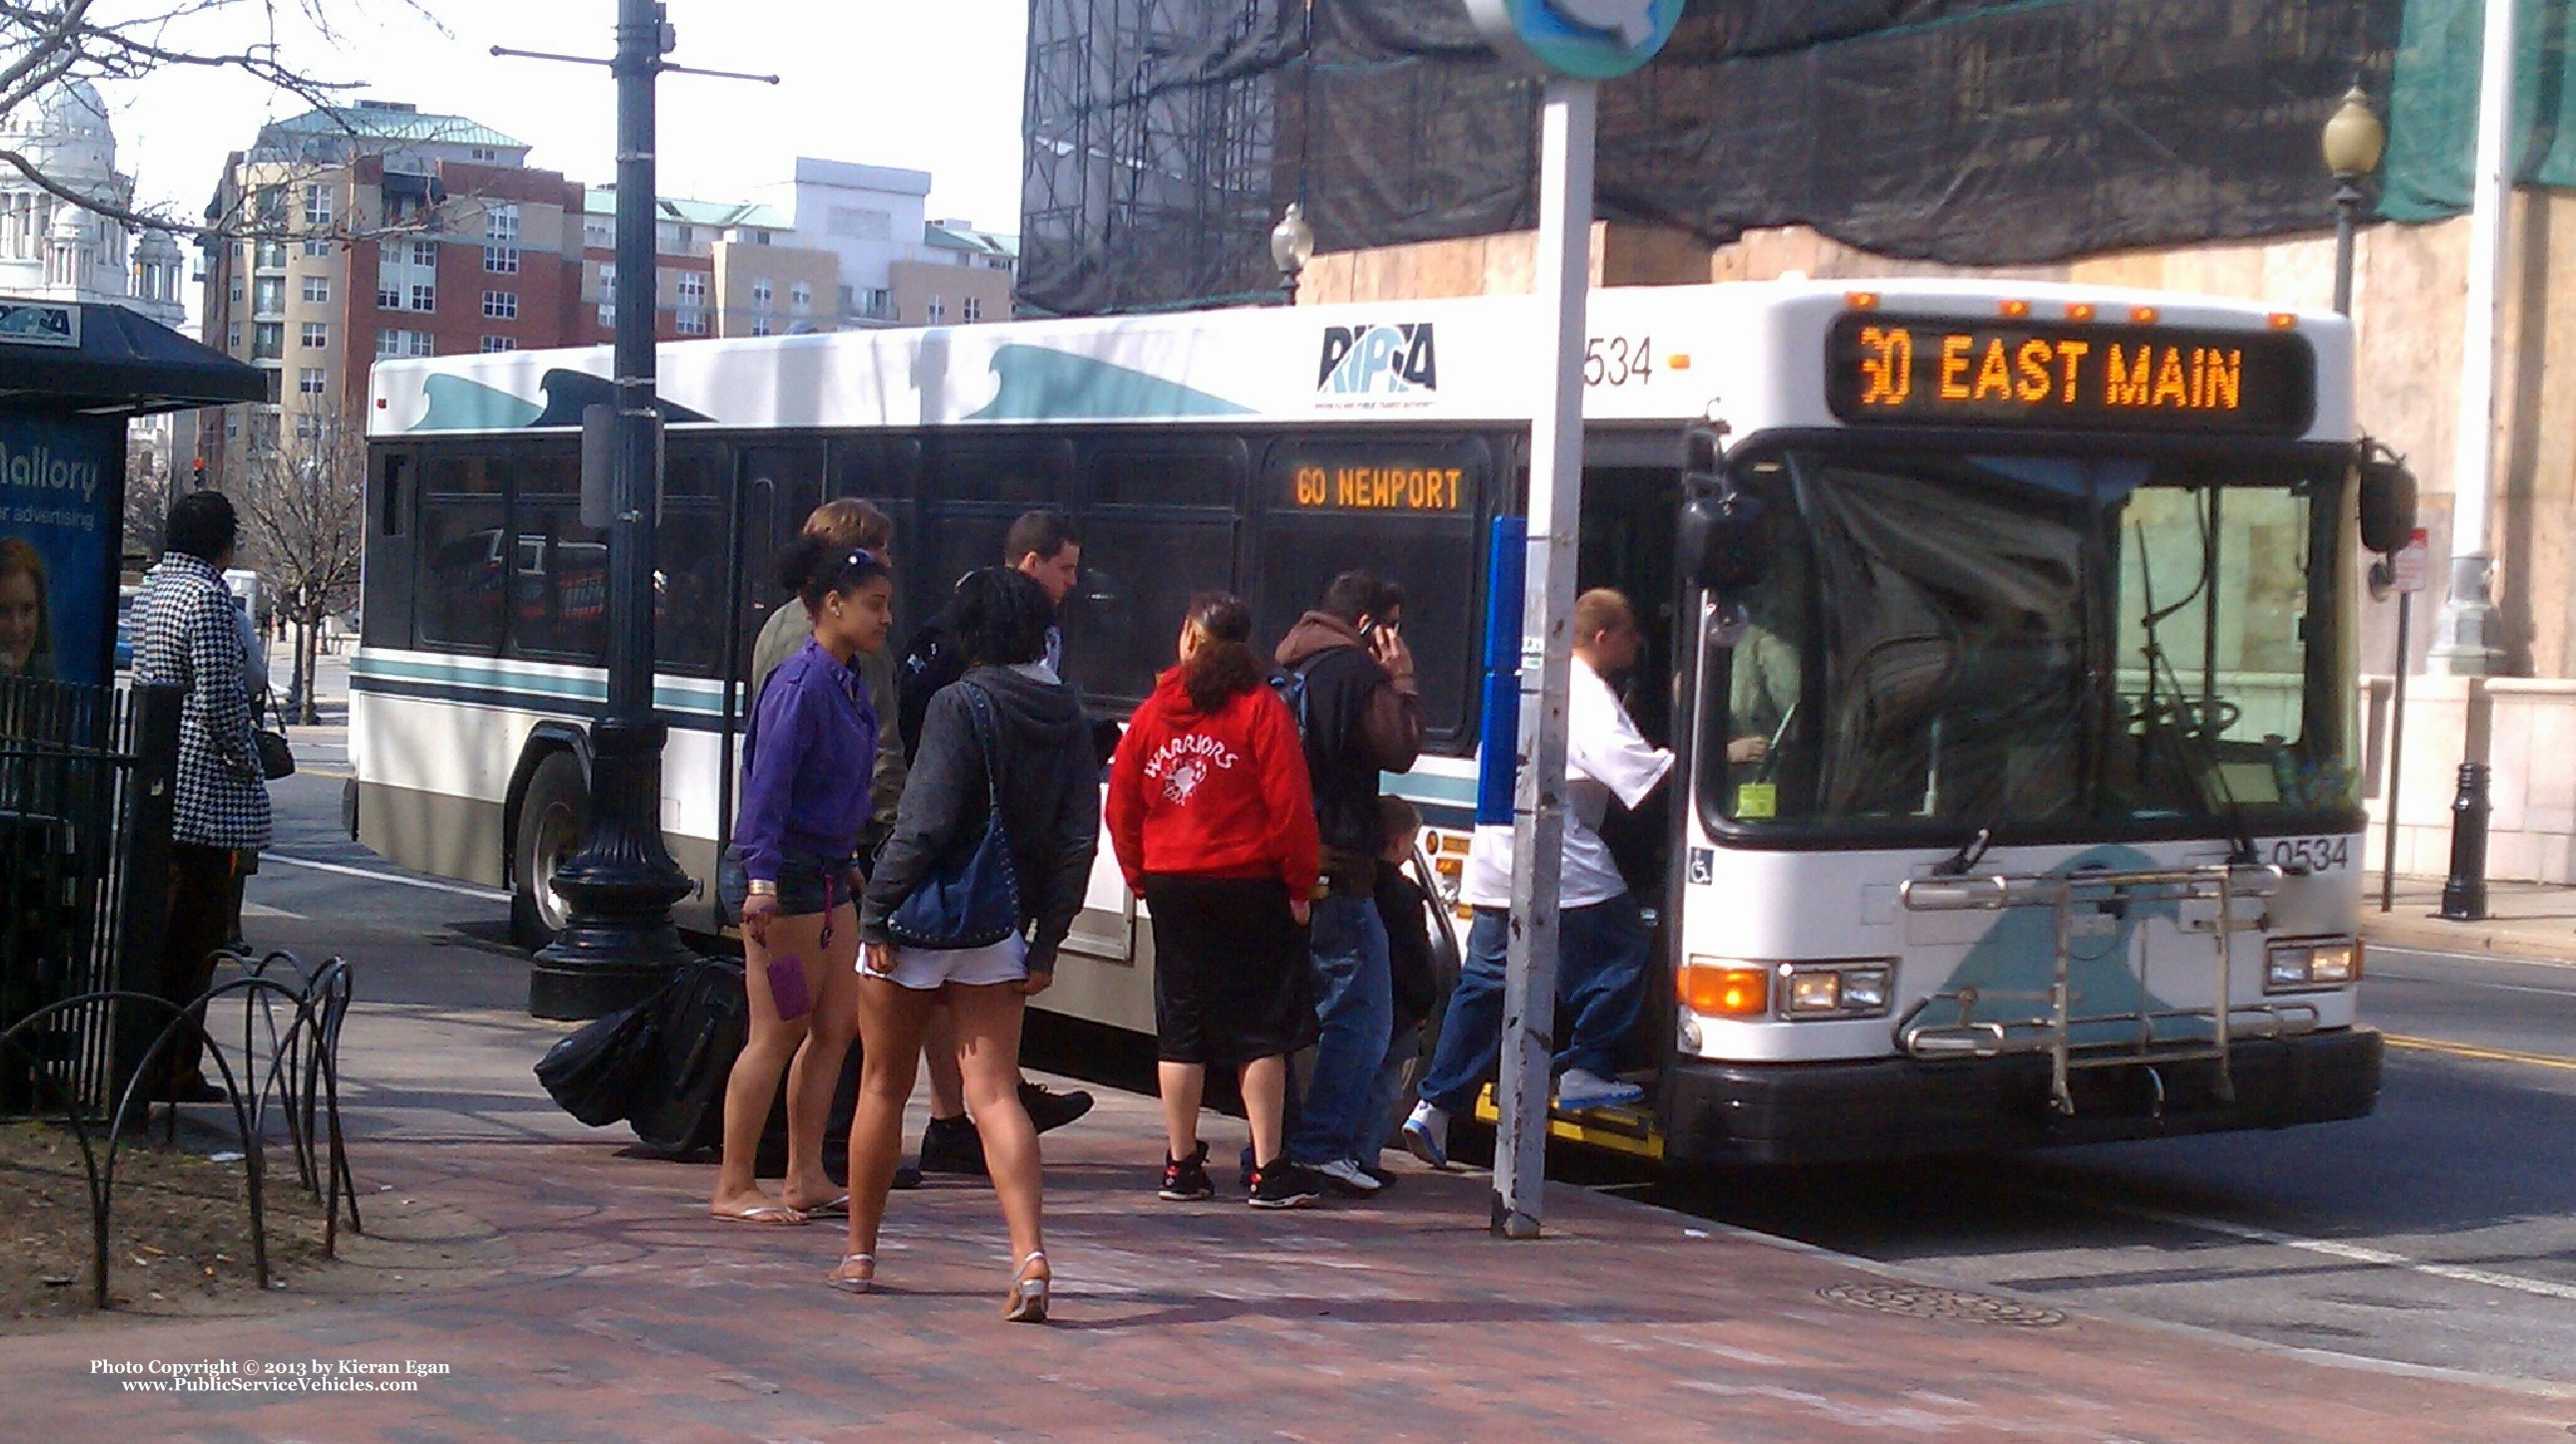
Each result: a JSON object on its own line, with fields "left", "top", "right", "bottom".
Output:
{"left": 790, "top": 283, "right": 812, "bottom": 313}
{"left": 303, "top": 184, "right": 333, "bottom": 227}
{"left": 303, "top": 240, "right": 332, "bottom": 258}
{"left": 300, "top": 322, "right": 329, "bottom": 349}
{"left": 927, "top": 295, "right": 945, "bottom": 325}
{"left": 230, "top": 278, "right": 244, "bottom": 304}
{"left": 677, "top": 310, "right": 708, "bottom": 337}
{"left": 598, "top": 303, "right": 615, "bottom": 328}
{"left": 483, "top": 245, "right": 519, "bottom": 274}
{"left": 411, "top": 282, "right": 436, "bottom": 312}
{"left": 227, "top": 322, "right": 241, "bottom": 352}
{"left": 252, "top": 322, "right": 284, "bottom": 361}
{"left": 253, "top": 277, "right": 286, "bottom": 316}
{"left": 470, "top": 146, "right": 497, "bottom": 162}
{"left": 301, "top": 276, "right": 330, "bottom": 304}
{"left": 481, "top": 291, "right": 518, "bottom": 320}
{"left": 751, "top": 279, "right": 773, "bottom": 308}
{"left": 583, "top": 217, "right": 612, "bottom": 249}
{"left": 377, "top": 329, "right": 433, "bottom": 359}
{"left": 413, "top": 240, "right": 437, "bottom": 268}
{"left": 486, "top": 203, "right": 520, "bottom": 242}
{"left": 750, "top": 318, "right": 772, "bottom": 338}
{"left": 675, "top": 271, "right": 707, "bottom": 335}
{"left": 962, "top": 296, "right": 982, "bottom": 323}
{"left": 298, "top": 366, "right": 327, "bottom": 395}
{"left": 254, "top": 239, "right": 288, "bottom": 270}
{"left": 479, "top": 337, "right": 517, "bottom": 354}
{"left": 295, "top": 411, "right": 323, "bottom": 442}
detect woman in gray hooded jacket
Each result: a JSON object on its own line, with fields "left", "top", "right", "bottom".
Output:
{"left": 838, "top": 567, "right": 1100, "bottom": 1321}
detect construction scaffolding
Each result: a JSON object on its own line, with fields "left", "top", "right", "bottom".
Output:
{"left": 1019, "top": 0, "right": 2424, "bottom": 318}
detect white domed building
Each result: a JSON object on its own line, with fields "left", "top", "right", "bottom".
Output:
{"left": 0, "top": 80, "right": 186, "bottom": 328}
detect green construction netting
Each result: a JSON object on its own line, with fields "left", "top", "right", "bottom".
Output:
{"left": 2382, "top": 0, "right": 2576, "bottom": 221}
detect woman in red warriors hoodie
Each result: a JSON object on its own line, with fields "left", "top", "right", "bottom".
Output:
{"left": 1107, "top": 591, "right": 1328, "bottom": 1208}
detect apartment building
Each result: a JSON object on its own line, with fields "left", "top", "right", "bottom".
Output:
{"left": 888, "top": 220, "right": 1018, "bottom": 327}
{"left": 574, "top": 189, "right": 837, "bottom": 340}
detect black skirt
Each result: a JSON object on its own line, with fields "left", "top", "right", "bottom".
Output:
{"left": 1143, "top": 874, "right": 1315, "bottom": 1068}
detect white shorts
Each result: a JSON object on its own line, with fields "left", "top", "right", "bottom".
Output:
{"left": 868, "top": 933, "right": 1029, "bottom": 991}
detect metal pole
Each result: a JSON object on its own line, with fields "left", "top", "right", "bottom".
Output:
{"left": 528, "top": 0, "right": 694, "bottom": 1020}
{"left": 2430, "top": 0, "right": 2516, "bottom": 676}
{"left": 2382, "top": 591, "right": 2409, "bottom": 912}
{"left": 1495, "top": 76, "right": 1595, "bottom": 1240}
{"left": 2441, "top": 762, "right": 2491, "bottom": 921}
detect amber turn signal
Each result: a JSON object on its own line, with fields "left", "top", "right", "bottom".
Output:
{"left": 1678, "top": 960, "right": 1771, "bottom": 1019}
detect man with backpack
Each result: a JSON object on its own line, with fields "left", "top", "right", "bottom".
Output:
{"left": 893, "top": 509, "right": 1096, "bottom": 1173}
{"left": 1273, "top": 570, "right": 1421, "bottom": 1194}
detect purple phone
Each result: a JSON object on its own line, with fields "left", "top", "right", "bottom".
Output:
{"left": 766, "top": 955, "right": 813, "bottom": 1022}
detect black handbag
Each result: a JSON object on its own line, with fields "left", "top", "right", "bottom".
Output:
{"left": 885, "top": 683, "right": 1022, "bottom": 951}
{"left": 533, "top": 989, "right": 664, "bottom": 1126}
{"left": 253, "top": 692, "right": 295, "bottom": 781}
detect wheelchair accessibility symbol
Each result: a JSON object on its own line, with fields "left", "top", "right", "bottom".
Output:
{"left": 1687, "top": 847, "right": 1715, "bottom": 886}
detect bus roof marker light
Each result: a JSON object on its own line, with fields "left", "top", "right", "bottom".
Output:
{"left": 1845, "top": 292, "right": 1880, "bottom": 311}
{"left": 2269, "top": 312, "right": 2299, "bottom": 330}
{"left": 1999, "top": 299, "right": 2032, "bottom": 319}
{"left": 2066, "top": 303, "right": 2097, "bottom": 322}
{"left": 2130, "top": 306, "right": 2160, "bottom": 325}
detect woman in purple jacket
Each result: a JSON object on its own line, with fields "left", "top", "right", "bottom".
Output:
{"left": 710, "top": 538, "right": 894, "bottom": 1224}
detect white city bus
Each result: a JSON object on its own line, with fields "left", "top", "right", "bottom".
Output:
{"left": 355, "top": 279, "right": 2389, "bottom": 1163}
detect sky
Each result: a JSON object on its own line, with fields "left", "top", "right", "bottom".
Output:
{"left": 94, "top": 0, "right": 1030, "bottom": 234}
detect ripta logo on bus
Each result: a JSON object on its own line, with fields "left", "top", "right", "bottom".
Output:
{"left": 1315, "top": 323, "right": 1438, "bottom": 403}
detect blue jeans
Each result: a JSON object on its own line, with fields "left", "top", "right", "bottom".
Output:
{"left": 1289, "top": 892, "right": 1393, "bottom": 1166}
{"left": 1416, "top": 895, "right": 1650, "bottom": 1117}
{"left": 1363, "top": 1022, "right": 1423, "bottom": 1162}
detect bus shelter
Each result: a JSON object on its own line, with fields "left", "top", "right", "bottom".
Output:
{"left": 0, "top": 298, "right": 265, "bottom": 1113}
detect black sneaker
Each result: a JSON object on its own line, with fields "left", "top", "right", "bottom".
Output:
{"left": 1021, "top": 1081, "right": 1094, "bottom": 1133}
{"left": 1249, "top": 1157, "right": 1324, "bottom": 1209}
{"left": 893, "top": 1161, "right": 923, "bottom": 1191}
{"left": 918, "top": 1114, "right": 987, "bottom": 1176}
{"left": 1238, "top": 1144, "right": 1257, "bottom": 1191}
{"left": 1159, "top": 1141, "right": 1215, "bottom": 1201}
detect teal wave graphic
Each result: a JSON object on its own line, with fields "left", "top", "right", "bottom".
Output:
{"left": 967, "top": 345, "right": 1250, "bottom": 420}
{"left": 1915, "top": 844, "right": 2196, "bottom": 1048}
{"left": 415, "top": 374, "right": 544, "bottom": 431}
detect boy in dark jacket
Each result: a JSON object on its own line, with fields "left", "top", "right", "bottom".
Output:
{"left": 1368, "top": 797, "right": 1437, "bottom": 1179}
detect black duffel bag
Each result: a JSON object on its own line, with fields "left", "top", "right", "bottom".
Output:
{"left": 625, "top": 956, "right": 749, "bottom": 1156}
{"left": 533, "top": 989, "right": 664, "bottom": 1127}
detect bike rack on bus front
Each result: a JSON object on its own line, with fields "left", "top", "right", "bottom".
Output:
{"left": 1893, "top": 863, "right": 2319, "bottom": 1117}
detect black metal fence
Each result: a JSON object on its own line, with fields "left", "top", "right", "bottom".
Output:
{"left": 0, "top": 675, "right": 179, "bottom": 1115}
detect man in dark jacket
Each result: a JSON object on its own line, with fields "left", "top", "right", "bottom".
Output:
{"left": 1275, "top": 570, "right": 1422, "bottom": 1193}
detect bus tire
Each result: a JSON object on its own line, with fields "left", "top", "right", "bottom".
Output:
{"left": 510, "top": 752, "right": 588, "bottom": 951}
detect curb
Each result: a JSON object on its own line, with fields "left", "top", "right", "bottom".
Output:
{"left": 2362, "top": 915, "right": 2576, "bottom": 965}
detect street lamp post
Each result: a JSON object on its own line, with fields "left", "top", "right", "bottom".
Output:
{"left": 524, "top": 2, "right": 698, "bottom": 1019}
{"left": 1271, "top": 202, "right": 1313, "bottom": 304}
{"left": 2322, "top": 86, "right": 2410, "bottom": 913}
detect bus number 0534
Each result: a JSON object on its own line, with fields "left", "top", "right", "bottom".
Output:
{"left": 2270, "top": 837, "right": 2350, "bottom": 873}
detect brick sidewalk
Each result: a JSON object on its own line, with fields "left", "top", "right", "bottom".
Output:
{"left": 7, "top": 1091, "right": 2569, "bottom": 1440}
{"left": 2363, "top": 876, "right": 2576, "bottom": 963}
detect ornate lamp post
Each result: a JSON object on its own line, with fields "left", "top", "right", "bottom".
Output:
{"left": 1270, "top": 202, "right": 1313, "bottom": 304}
{"left": 2322, "top": 85, "right": 2384, "bottom": 316}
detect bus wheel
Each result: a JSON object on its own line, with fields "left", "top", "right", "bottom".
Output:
{"left": 510, "top": 753, "right": 587, "bottom": 951}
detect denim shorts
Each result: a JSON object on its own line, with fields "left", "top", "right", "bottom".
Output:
{"left": 716, "top": 847, "right": 857, "bottom": 923}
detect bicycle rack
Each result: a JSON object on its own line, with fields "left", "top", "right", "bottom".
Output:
{"left": 1894, "top": 863, "right": 2318, "bottom": 1115}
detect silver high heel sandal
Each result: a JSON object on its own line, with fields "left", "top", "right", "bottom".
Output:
{"left": 826, "top": 1253, "right": 875, "bottom": 1294}
{"left": 1003, "top": 1250, "right": 1050, "bottom": 1323}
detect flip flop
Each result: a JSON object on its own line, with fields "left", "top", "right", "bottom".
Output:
{"left": 711, "top": 1203, "right": 808, "bottom": 1225}
{"left": 793, "top": 1193, "right": 851, "bottom": 1218}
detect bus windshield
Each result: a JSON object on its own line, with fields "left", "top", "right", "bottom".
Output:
{"left": 1700, "top": 446, "right": 2354, "bottom": 843}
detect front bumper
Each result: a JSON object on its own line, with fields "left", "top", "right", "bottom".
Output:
{"left": 1658, "top": 1027, "right": 2383, "bottom": 1167}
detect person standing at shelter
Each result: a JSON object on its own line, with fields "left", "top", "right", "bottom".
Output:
{"left": 845, "top": 567, "right": 1101, "bottom": 1319}
{"left": 1402, "top": 589, "right": 1670, "bottom": 1169}
{"left": 892, "top": 509, "right": 1096, "bottom": 1176}
{"left": 1107, "top": 591, "right": 1327, "bottom": 1209}
{"left": 710, "top": 539, "right": 894, "bottom": 1224}
{"left": 1275, "top": 570, "right": 1421, "bottom": 1194}
{"left": 132, "top": 492, "right": 271, "bottom": 1103}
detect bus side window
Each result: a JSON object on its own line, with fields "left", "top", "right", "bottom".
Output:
{"left": 380, "top": 454, "right": 408, "bottom": 536}
{"left": 659, "top": 440, "right": 730, "bottom": 675}
{"left": 1070, "top": 440, "right": 1245, "bottom": 706}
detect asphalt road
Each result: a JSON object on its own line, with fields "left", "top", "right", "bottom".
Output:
{"left": 245, "top": 759, "right": 2576, "bottom": 1392}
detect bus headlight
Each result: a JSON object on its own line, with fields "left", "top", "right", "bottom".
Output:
{"left": 2264, "top": 937, "right": 2360, "bottom": 992}
{"left": 1780, "top": 962, "right": 1896, "bottom": 1020}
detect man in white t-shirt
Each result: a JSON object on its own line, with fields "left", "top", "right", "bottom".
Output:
{"left": 1401, "top": 589, "right": 1673, "bottom": 1167}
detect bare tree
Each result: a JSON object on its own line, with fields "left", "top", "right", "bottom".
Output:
{"left": 0, "top": 0, "right": 445, "bottom": 241}
{"left": 121, "top": 436, "right": 169, "bottom": 562}
{"left": 233, "top": 402, "right": 361, "bottom": 722}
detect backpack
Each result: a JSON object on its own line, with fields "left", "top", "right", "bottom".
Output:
{"left": 1268, "top": 655, "right": 1319, "bottom": 749}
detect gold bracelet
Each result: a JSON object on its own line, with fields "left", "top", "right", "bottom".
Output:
{"left": 746, "top": 880, "right": 778, "bottom": 898}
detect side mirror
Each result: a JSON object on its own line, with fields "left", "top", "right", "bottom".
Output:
{"left": 1677, "top": 422, "right": 1768, "bottom": 595}
{"left": 2355, "top": 437, "right": 2416, "bottom": 556}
